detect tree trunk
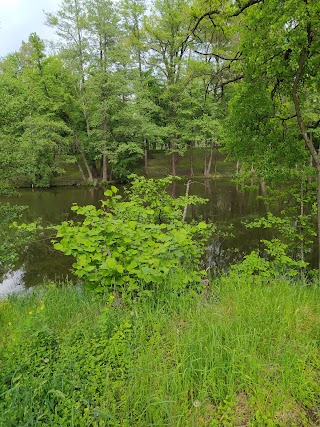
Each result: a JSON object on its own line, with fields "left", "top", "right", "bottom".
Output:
{"left": 190, "top": 141, "right": 194, "bottom": 177}
{"left": 171, "top": 150, "right": 176, "bottom": 176}
{"left": 236, "top": 160, "right": 240, "bottom": 175}
{"left": 182, "top": 180, "right": 192, "bottom": 221}
{"left": 206, "top": 141, "right": 214, "bottom": 177}
{"left": 102, "top": 152, "right": 108, "bottom": 182}
{"left": 204, "top": 141, "right": 214, "bottom": 177}
{"left": 144, "top": 137, "right": 148, "bottom": 176}
{"left": 260, "top": 179, "right": 267, "bottom": 196}
{"left": 203, "top": 150, "right": 207, "bottom": 176}
{"left": 75, "top": 139, "right": 93, "bottom": 181}
{"left": 77, "top": 161, "right": 86, "bottom": 182}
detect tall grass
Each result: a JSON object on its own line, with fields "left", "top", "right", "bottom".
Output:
{"left": 1, "top": 278, "right": 319, "bottom": 426}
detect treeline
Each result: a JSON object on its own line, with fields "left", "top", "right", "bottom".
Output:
{"left": 0, "top": 0, "right": 228, "bottom": 187}
{"left": 1, "top": 0, "right": 319, "bottom": 188}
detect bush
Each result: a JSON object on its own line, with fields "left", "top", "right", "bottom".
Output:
{"left": 53, "top": 176, "right": 212, "bottom": 298}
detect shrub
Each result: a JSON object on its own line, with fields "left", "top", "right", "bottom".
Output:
{"left": 53, "top": 176, "right": 212, "bottom": 298}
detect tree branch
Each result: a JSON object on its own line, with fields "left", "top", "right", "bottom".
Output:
{"left": 194, "top": 50, "right": 242, "bottom": 61}
{"left": 231, "top": 0, "right": 264, "bottom": 17}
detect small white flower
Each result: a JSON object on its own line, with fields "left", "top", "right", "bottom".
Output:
{"left": 193, "top": 400, "right": 201, "bottom": 408}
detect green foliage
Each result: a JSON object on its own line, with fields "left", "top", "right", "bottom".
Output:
{"left": 53, "top": 176, "right": 211, "bottom": 297}
{"left": 231, "top": 238, "right": 307, "bottom": 280}
{"left": 247, "top": 210, "right": 316, "bottom": 260}
{"left": 20, "top": 115, "right": 72, "bottom": 187}
{"left": 0, "top": 34, "right": 74, "bottom": 188}
{"left": 109, "top": 142, "right": 144, "bottom": 181}
{"left": 1, "top": 280, "right": 320, "bottom": 426}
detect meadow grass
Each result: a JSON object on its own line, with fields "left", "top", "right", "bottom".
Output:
{"left": 0, "top": 277, "right": 319, "bottom": 426}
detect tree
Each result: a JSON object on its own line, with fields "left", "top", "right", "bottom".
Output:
{"left": 224, "top": 0, "right": 320, "bottom": 270}
{"left": 46, "top": 0, "right": 95, "bottom": 181}
{"left": 144, "top": 0, "right": 196, "bottom": 175}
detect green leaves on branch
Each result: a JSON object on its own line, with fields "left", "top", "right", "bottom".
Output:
{"left": 53, "top": 176, "right": 213, "bottom": 297}
{"left": 231, "top": 239, "right": 307, "bottom": 280}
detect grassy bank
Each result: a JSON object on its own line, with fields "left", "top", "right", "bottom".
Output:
{"left": 135, "top": 149, "right": 235, "bottom": 178}
{"left": 15, "top": 149, "right": 234, "bottom": 188}
{"left": 1, "top": 278, "right": 320, "bottom": 426}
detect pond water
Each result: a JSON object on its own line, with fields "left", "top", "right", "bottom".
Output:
{"left": 0, "top": 179, "right": 273, "bottom": 295}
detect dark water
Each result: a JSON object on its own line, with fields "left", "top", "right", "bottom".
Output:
{"left": 0, "top": 179, "right": 269, "bottom": 296}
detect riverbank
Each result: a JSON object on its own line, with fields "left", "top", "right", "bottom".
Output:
{"left": 1, "top": 277, "right": 319, "bottom": 426}
{"left": 14, "top": 149, "right": 235, "bottom": 188}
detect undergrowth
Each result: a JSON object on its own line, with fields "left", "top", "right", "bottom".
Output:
{"left": 0, "top": 278, "right": 320, "bottom": 426}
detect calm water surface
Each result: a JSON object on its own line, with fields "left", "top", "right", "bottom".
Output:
{"left": 0, "top": 179, "right": 269, "bottom": 295}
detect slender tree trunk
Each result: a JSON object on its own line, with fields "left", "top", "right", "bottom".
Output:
{"left": 171, "top": 146, "right": 177, "bottom": 176}
{"left": 144, "top": 137, "right": 148, "bottom": 176}
{"left": 214, "top": 150, "right": 217, "bottom": 174}
{"left": 190, "top": 141, "right": 194, "bottom": 177}
{"left": 102, "top": 152, "right": 108, "bottom": 182}
{"left": 204, "top": 141, "right": 214, "bottom": 177}
{"left": 206, "top": 141, "right": 214, "bottom": 177}
{"left": 75, "top": 139, "right": 93, "bottom": 181}
{"left": 203, "top": 149, "right": 207, "bottom": 176}
{"left": 260, "top": 179, "right": 267, "bottom": 196}
{"left": 77, "top": 161, "right": 86, "bottom": 182}
{"left": 182, "top": 180, "right": 192, "bottom": 221}
{"left": 236, "top": 160, "right": 240, "bottom": 175}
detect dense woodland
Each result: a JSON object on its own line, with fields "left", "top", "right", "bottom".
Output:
{"left": 0, "top": 0, "right": 317, "bottom": 186}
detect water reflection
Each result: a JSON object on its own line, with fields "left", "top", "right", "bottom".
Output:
{"left": 0, "top": 268, "right": 26, "bottom": 299}
{"left": 0, "top": 179, "right": 269, "bottom": 295}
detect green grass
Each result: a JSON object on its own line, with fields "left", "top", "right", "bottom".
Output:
{"left": 1, "top": 278, "right": 320, "bottom": 426}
